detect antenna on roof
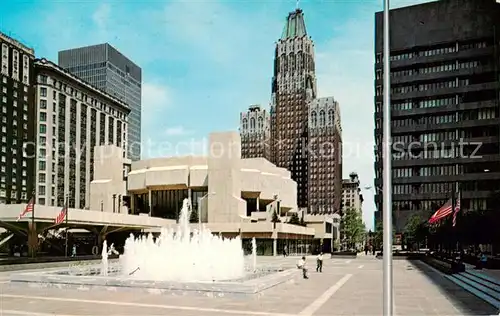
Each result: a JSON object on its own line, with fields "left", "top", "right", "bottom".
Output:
{"left": 296, "top": 0, "right": 300, "bottom": 9}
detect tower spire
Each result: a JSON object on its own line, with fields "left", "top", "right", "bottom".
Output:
{"left": 296, "top": 0, "right": 300, "bottom": 9}
{"left": 280, "top": 6, "right": 307, "bottom": 40}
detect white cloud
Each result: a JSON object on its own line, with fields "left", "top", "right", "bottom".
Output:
{"left": 165, "top": 126, "right": 192, "bottom": 136}
{"left": 92, "top": 3, "right": 111, "bottom": 31}
{"left": 142, "top": 82, "right": 171, "bottom": 112}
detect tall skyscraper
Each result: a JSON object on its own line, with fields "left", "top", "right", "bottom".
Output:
{"left": 0, "top": 32, "right": 36, "bottom": 204}
{"left": 58, "top": 44, "right": 141, "bottom": 161}
{"left": 239, "top": 8, "right": 343, "bottom": 214}
{"left": 34, "top": 58, "right": 130, "bottom": 209}
{"left": 373, "top": 0, "right": 500, "bottom": 232}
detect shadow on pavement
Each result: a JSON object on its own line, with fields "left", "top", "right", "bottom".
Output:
{"left": 409, "top": 260, "right": 498, "bottom": 315}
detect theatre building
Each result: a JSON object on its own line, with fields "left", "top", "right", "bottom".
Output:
{"left": 90, "top": 131, "right": 339, "bottom": 255}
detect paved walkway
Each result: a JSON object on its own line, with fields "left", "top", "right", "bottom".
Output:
{"left": 0, "top": 255, "right": 496, "bottom": 315}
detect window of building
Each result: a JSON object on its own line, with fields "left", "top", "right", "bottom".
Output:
{"left": 39, "top": 124, "right": 46, "bottom": 134}
{"left": 39, "top": 161, "right": 46, "bottom": 171}
{"left": 40, "top": 87, "right": 47, "bottom": 97}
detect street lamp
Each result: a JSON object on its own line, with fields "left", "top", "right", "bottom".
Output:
{"left": 382, "top": 0, "right": 394, "bottom": 315}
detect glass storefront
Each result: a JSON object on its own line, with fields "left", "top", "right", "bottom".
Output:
{"left": 132, "top": 188, "right": 208, "bottom": 220}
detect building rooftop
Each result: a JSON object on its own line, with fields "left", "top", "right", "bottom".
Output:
{"left": 281, "top": 8, "right": 307, "bottom": 40}
{"left": 35, "top": 58, "right": 130, "bottom": 113}
{"left": 0, "top": 31, "right": 34, "bottom": 55}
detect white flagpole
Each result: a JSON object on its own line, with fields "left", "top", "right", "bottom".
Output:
{"left": 382, "top": 0, "right": 394, "bottom": 315}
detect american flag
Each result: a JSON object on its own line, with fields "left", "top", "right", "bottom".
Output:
{"left": 452, "top": 192, "right": 461, "bottom": 227}
{"left": 17, "top": 197, "right": 34, "bottom": 221}
{"left": 428, "top": 198, "right": 453, "bottom": 224}
{"left": 54, "top": 205, "right": 67, "bottom": 224}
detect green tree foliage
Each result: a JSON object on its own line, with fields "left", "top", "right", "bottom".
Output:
{"left": 373, "top": 221, "right": 396, "bottom": 249}
{"left": 189, "top": 209, "right": 199, "bottom": 223}
{"left": 288, "top": 213, "right": 300, "bottom": 225}
{"left": 404, "top": 214, "right": 422, "bottom": 250}
{"left": 271, "top": 210, "right": 281, "bottom": 223}
{"left": 340, "top": 208, "right": 366, "bottom": 249}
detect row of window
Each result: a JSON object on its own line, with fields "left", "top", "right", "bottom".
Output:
{"left": 38, "top": 74, "right": 127, "bottom": 121}
{"left": 375, "top": 41, "right": 488, "bottom": 64}
{"left": 385, "top": 79, "right": 465, "bottom": 96}
{"left": 393, "top": 148, "right": 457, "bottom": 160}
{"left": 383, "top": 60, "right": 481, "bottom": 79}
{"left": 1, "top": 43, "right": 30, "bottom": 84}
{"left": 390, "top": 97, "right": 456, "bottom": 111}
{"left": 393, "top": 165, "right": 458, "bottom": 178}
{"left": 387, "top": 108, "right": 495, "bottom": 129}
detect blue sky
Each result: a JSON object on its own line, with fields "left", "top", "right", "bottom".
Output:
{"left": 1, "top": 0, "right": 434, "bottom": 230}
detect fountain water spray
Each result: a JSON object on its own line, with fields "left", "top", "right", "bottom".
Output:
{"left": 101, "top": 240, "right": 108, "bottom": 276}
{"left": 119, "top": 199, "right": 245, "bottom": 282}
{"left": 252, "top": 237, "right": 257, "bottom": 272}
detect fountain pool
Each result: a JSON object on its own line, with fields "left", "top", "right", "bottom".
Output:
{"left": 9, "top": 199, "right": 299, "bottom": 295}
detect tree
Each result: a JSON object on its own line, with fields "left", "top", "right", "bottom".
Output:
{"left": 374, "top": 220, "right": 398, "bottom": 250}
{"left": 404, "top": 214, "right": 421, "bottom": 250}
{"left": 340, "top": 208, "right": 366, "bottom": 249}
{"left": 271, "top": 210, "right": 281, "bottom": 223}
{"left": 189, "top": 209, "right": 199, "bottom": 223}
{"left": 288, "top": 213, "right": 300, "bottom": 225}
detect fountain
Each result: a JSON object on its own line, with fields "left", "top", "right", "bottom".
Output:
{"left": 251, "top": 237, "right": 257, "bottom": 272}
{"left": 10, "top": 199, "right": 298, "bottom": 295}
{"left": 101, "top": 240, "right": 108, "bottom": 276}
{"left": 119, "top": 199, "right": 245, "bottom": 282}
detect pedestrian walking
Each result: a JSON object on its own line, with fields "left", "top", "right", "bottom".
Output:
{"left": 316, "top": 252, "right": 323, "bottom": 272}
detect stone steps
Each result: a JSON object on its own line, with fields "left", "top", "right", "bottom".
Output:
{"left": 445, "top": 269, "right": 500, "bottom": 310}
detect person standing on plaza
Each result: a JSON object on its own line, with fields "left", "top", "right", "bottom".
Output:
{"left": 297, "top": 256, "right": 308, "bottom": 279}
{"left": 316, "top": 252, "right": 323, "bottom": 272}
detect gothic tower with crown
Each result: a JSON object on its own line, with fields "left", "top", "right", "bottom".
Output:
{"left": 239, "top": 7, "right": 342, "bottom": 215}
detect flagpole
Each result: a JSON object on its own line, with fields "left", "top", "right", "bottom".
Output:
{"left": 31, "top": 190, "right": 35, "bottom": 258}
{"left": 65, "top": 194, "right": 68, "bottom": 258}
{"left": 382, "top": 0, "right": 394, "bottom": 315}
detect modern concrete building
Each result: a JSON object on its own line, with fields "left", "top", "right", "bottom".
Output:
{"left": 58, "top": 44, "right": 142, "bottom": 161}
{"left": 34, "top": 58, "right": 130, "bottom": 209}
{"left": 90, "top": 131, "right": 339, "bottom": 254}
{"left": 374, "top": 0, "right": 500, "bottom": 232}
{"left": 0, "top": 32, "right": 36, "bottom": 204}
{"left": 342, "top": 172, "right": 363, "bottom": 212}
{"left": 239, "top": 7, "right": 343, "bottom": 214}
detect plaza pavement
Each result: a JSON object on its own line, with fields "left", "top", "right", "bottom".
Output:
{"left": 0, "top": 254, "right": 496, "bottom": 316}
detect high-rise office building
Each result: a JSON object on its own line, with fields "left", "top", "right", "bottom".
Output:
{"left": 0, "top": 32, "right": 36, "bottom": 204}
{"left": 374, "top": 0, "right": 500, "bottom": 232}
{"left": 239, "top": 8, "right": 343, "bottom": 214}
{"left": 34, "top": 58, "right": 130, "bottom": 209}
{"left": 239, "top": 105, "right": 271, "bottom": 160}
{"left": 58, "top": 44, "right": 141, "bottom": 161}
{"left": 342, "top": 172, "right": 363, "bottom": 213}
